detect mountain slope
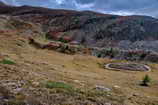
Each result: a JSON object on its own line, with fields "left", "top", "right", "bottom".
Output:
{"left": 0, "top": 2, "right": 158, "bottom": 50}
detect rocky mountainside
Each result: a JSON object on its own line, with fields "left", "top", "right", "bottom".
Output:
{"left": 0, "top": 2, "right": 158, "bottom": 51}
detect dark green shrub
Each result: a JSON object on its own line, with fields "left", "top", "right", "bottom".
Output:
{"left": 141, "top": 75, "right": 151, "bottom": 86}
{"left": 96, "top": 53, "right": 102, "bottom": 58}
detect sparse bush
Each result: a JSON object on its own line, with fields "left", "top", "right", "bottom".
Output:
{"left": 59, "top": 37, "right": 68, "bottom": 43}
{"left": 109, "top": 48, "right": 119, "bottom": 58}
{"left": 95, "top": 48, "right": 119, "bottom": 58}
{"left": 141, "top": 75, "right": 151, "bottom": 86}
{"left": 97, "top": 53, "right": 102, "bottom": 58}
{"left": 0, "top": 59, "right": 16, "bottom": 65}
{"left": 58, "top": 36, "right": 72, "bottom": 43}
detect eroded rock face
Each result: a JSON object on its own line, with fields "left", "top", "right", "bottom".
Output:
{"left": 105, "top": 63, "right": 151, "bottom": 72}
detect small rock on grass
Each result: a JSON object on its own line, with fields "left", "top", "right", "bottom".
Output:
{"left": 95, "top": 85, "right": 111, "bottom": 92}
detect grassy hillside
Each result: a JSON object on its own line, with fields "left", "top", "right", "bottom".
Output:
{"left": 0, "top": 28, "right": 158, "bottom": 105}
{"left": 0, "top": 2, "right": 158, "bottom": 104}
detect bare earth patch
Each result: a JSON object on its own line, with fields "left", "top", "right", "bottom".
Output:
{"left": 105, "top": 63, "right": 151, "bottom": 72}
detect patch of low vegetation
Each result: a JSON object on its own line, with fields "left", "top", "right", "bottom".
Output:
{"left": 44, "top": 81, "right": 73, "bottom": 90}
{"left": 44, "top": 81, "right": 111, "bottom": 97}
{"left": 0, "top": 59, "right": 16, "bottom": 65}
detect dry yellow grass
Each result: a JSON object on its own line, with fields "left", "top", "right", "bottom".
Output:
{"left": 0, "top": 33, "right": 158, "bottom": 105}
